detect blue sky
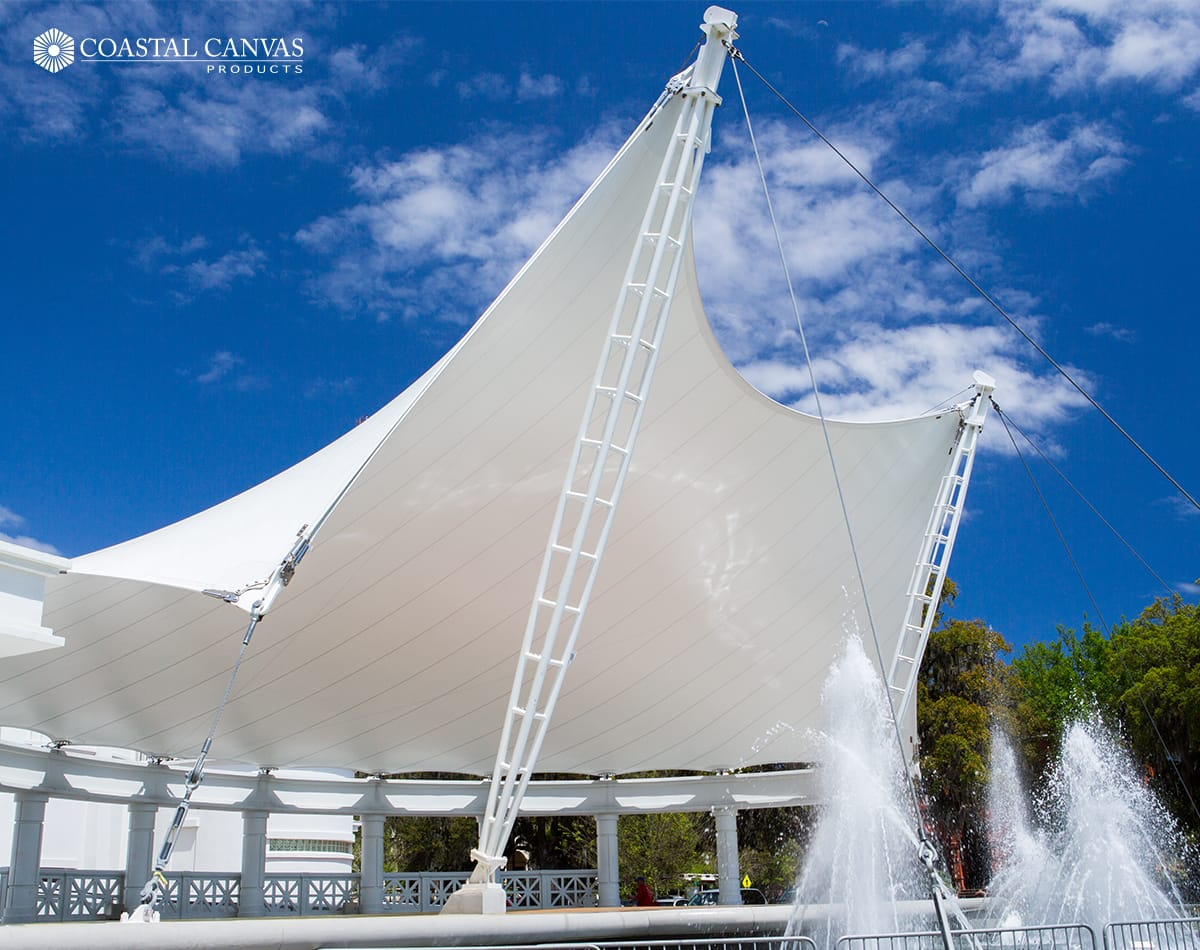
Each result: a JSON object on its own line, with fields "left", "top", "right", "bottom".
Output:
{"left": 1, "top": 1, "right": 1196, "bottom": 654}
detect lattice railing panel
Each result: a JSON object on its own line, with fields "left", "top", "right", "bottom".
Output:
{"left": 548, "top": 871, "right": 598, "bottom": 907}
{"left": 382, "top": 874, "right": 421, "bottom": 911}
{"left": 304, "top": 874, "right": 357, "bottom": 914}
{"left": 262, "top": 875, "right": 302, "bottom": 915}
{"left": 427, "top": 873, "right": 471, "bottom": 909}
{"left": 501, "top": 871, "right": 541, "bottom": 909}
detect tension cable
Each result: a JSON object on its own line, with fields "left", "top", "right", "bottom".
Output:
{"left": 728, "top": 47, "right": 1198, "bottom": 516}
{"left": 995, "top": 406, "right": 1200, "bottom": 830}
{"left": 730, "top": 52, "right": 962, "bottom": 941}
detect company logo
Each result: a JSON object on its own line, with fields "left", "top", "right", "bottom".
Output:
{"left": 30, "top": 29, "right": 303, "bottom": 77}
{"left": 33, "top": 28, "right": 75, "bottom": 73}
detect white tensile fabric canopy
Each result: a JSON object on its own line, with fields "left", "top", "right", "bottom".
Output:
{"left": 0, "top": 93, "right": 963, "bottom": 776}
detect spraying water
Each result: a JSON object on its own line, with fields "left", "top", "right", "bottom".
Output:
{"left": 787, "top": 633, "right": 930, "bottom": 949}
{"left": 988, "top": 717, "right": 1189, "bottom": 933}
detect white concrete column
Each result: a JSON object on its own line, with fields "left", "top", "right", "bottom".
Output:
{"left": 3, "top": 790, "right": 47, "bottom": 923}
{"left": 595, "top": 813, "right": 619, "bottom": 907}
{"left": 360, "top": 814, "right": 385, "bottom": 915}
{"left": 239, "top": 810, "right": 268, "bottom": 917}
{"left": 123, "top": 801, "right": 157, "bottom": 911}
{"left": 714, "top": 805, "right": 741, "bottom": 906}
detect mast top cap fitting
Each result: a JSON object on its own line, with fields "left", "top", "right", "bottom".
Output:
{"left": 703, "top": 6, "right": 738, "bottom": 32}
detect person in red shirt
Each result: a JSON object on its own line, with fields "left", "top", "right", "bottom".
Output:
{"left": 634, "top": 876, "right": 655, "bottom": 906}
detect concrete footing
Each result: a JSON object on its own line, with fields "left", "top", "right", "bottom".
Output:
{"left": 439, "top": 881, "right": 507, "bottom": 915}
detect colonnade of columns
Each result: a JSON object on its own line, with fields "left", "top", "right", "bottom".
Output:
{"left": 2, "top": 797, "right": 747, "bottom": 921}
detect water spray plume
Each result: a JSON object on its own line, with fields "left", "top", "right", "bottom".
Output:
{"left": 988, "top": 716, "right": 1191, "bottom": 933}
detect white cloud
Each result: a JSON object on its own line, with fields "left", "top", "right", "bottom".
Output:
{"left": 687, "top": 119, "right": 1091, "bottom": 447}
{"left": 517, "top": 71, "right": 563, "bottom": 101}
{"left": 190, "top": 351, "right": 266, "bottom": 391}
{"left": 956, "top": 119, "right": 1128, "bottom": 207}
{"left": 948, "top": 0, "right": 1200, "bottom": 97}
{"left": 0, "top": 4, "right": 413, "bottom": 167}
{"left": 456, "top": 71, "right": 510, "bottom": 100}
{"left": 1163, "top": 495, "right": 1200, "bottom": 520}
{"left": 181, "top": 245, "right": 266, "bottom": 291}
{"left": 837, "top": 40, "right": 929, "bottom": 81}
{"left": 115, "top": 83, "right": 330, "bottom": 168}
{"left": 1085, "top": 321, "right": 1137, "bottom": 343}
{"left": 196, "top": 351, "right": 243, "bottom": 384}
{"left": 296, "top": 124, "right": 624, "bottom": 321}
{"left": 137, "top": 234, "right": 265, "bottom": 295}
{"left": 328, "top": 37, "right": 417, "bottom": 94}
{"left": 0, "top": 505, "right": 61, "bottom": 555}
{"left": 305, "top": 376, "right": 358, "bottom": 400}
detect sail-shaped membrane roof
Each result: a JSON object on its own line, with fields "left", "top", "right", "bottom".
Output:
{"left": 0, "top": 92, "right": 962, "bottom": 776}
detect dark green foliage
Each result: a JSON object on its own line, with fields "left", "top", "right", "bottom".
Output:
{"left": 1008, "top": 592, "right": 1200, "bottom": 836}
{"left": 617, "top": 811, "right": 712, "bottom": 900}
{"left": 916, "top": 581, "right": 1011, "bottom": 890}
{"left": 510, "top": 815, "right": 595, "bottom": 869}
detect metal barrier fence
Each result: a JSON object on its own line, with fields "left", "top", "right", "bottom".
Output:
{"left": 12, "top": 868, "right": 597, "bottom": 920}
{"left": 595, "top": 938, "right": 818, "bottom": 950}
{"left": 1103, "top": 919, "right": 1200, "bottom": 950}
{"left": 837, "top": 924, "right": 1097, "bottom": 950}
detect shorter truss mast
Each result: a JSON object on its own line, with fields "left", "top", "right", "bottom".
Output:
{"left": 887, "top": 371, "right": 995, "bottom": 730}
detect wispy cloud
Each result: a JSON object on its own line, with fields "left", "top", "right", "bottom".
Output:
{"left": 185, "top": 351, "right": 267, "bottom": 391}
{"left": 181, "top": 245, "right": 266, "bottom": 291}
{"left": 0, "top": 505, "right": 61, "bottom": 555}
{"left": 1086, "top": 321, "right": 1137, "bottom": 343}
{"left": 837, "top": 40, "right": 929, "bottom": 82}
{"left": 456, "top": 71, "right": 510, "bottom": 100}
{"left": 196, "top": 351, "right": 242, "bottom": 384}
{"left": 940, "top": 0, "right": 1200, "bottom": 98}
{"left": 295, "top": 108, "right": 1092, "bottom": 449}
{"left": 0, "top": 4, "right": 414, "bottom": 168}
{"left": 296, "top": 123, "right": 624, "bottom": 321}
{"left": 454, "top": 69, "right": 565, "bottom": 103}
{"left": 516, "top": 71, "right": 563, "bottom": 101}
{"left": 305, "top": 376, "right": 358, "bottom": 400}
{"left": 956, "top": 119, "right": 1129, "bottom": 207}
{"left": 1162, "top": 495, "right": 1200, "bottom": 521}
{"left": 135, "top": 234, "right": 265, "bottom": 298}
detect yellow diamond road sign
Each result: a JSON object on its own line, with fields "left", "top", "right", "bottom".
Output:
{"left": 742, "top": 874, "right": 751, "bottom": 888}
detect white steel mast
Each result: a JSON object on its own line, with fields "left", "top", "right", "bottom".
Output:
{"left": 887, "top": 370, "right": 995, "bottom": 731}
{"left": 445, "top": 6, "right": 739, "bottom": 914}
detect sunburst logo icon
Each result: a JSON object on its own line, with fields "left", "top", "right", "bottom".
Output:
{"left": 33, "top": 28, "right": 75, "bottom": 73}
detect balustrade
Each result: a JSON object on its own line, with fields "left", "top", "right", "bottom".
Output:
{"left": 2, "top": 867, "right": 597, "bottom": 921}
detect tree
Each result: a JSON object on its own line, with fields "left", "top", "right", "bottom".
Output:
{"left": 510, "top": 815, "right": 595, "bottom": 869}
{"left": 1110, "top": 593, "right": 1200, "bottom": 836}
{"left": 1006, "top": 589, "right": 1200, "bottom": 839}
{"left": 737, "top": 805, "right": 814, "bottom": 898}
{"left": 1007, "top": 623, "right": 1118, "bottom": 784}
{"left": 617, "top": 812, "right": 710, "bottom": 900}
{"left": 916, "top": 583, "right": 1010, "bottom": 891}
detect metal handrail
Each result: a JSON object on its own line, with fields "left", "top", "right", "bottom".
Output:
{"left": 1102, "top": 917, "right": 1200, "bottom": 950}
{"left": 837, "top": 924, "right": 1097, "bottom": 950}
{"left": 594, "top": 940, "right": 818, "bottom": 950}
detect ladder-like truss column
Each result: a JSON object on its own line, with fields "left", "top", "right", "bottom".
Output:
{"left": 887, "top": 371, "right": 995, "bottom": 730}
{"left": 470, "top": 8, "right": 739, "bottom": 891}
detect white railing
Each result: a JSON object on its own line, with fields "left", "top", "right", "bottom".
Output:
{"left": 160, "top": 873, "right": 239, "bottom": 919}
{"left": 4, "top": 867, "right": 597, "bottom": 920}
{"left": 34, "top": 870, "right": 124, "bottom": 921}
{"left": 260, "top": 873, "right": 359, "bottom": 916}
